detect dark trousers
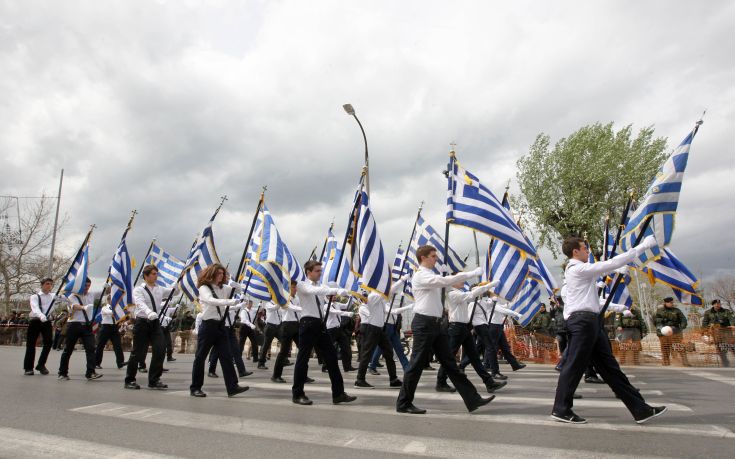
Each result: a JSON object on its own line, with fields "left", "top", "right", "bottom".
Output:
{"left": 58, "top": 322, "right": 96, "bottom": 377}
{"left": 52, "top": 329, "right": 65, "bottom": 350}
{"left": 357, "top": 323, "right": 397, "bottom": 381}
{"left": 292, "top": 317, "right": 344, "bottom": 398}
{"left": 486, "top": 323, "right": 521, "bottom": 373}
{"left": 162, "top": 327, "right": 173, "bottom": 359}
{"left": 24, "top": 319, "right": 53, "bottom": 371}
{"left": 209, "top": 327, "right": 247, "bottom": 375}
{"left": 553, "top": 312, "right": 649, "bottom": 417}
{"left": 370, "top": 323, "right": 409, "bottom": 371}
{"left": 95, "top": 324, "right": 125, "bottom": 367}
{"left": 438, "top": 322, "right": 494, "bottom": 387}
{"left": 274, "top": 321, "right": 299, "bottom": 378}
{"left": 258, "top": 323, "right": 281, "bottom": 364}
{"left": 239, "top": 325, "right": 259, "bottom": 362}
{"left": 192, "top": 320, "right": 239, "bottom": 393}
{"left": 327, "top": 326, "right": 353, "bottom": 371}
{"left": 125, "top": 318, "right": 164, "bottom": 385}
{"left": 397, "top": 314, "right": 482, "bottom": 411}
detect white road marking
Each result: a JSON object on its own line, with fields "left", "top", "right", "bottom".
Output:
{"left": 682, "top": 371, "right": 735, "bottom": 387}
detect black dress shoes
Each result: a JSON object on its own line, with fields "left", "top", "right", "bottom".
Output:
{"left": 227, "top": 385, "right": 250, "bottom": 397}
{"left": 305, "top": 376, "right": 315, "bottom": 384}
{"left": 486, "top": 380, "right": 507, "bottom": 393}
{"left": 292, "top": 395, "right": 313, "bottom": 405}
{"left": 551, "top": 411, "right": 587, "bottom": 424}
{"left": 635, "top": 406, "right": 667, "bottom": 424}
{"left": 148, "top": 381, "right": 168, "bottom": 390}
{"left": 468, "top": 395, "right": 495, "bottom": 412}
{"left": 271, "top": 376, "right": 287, "bottom": 383}
{"left": 190, "top": 390, "right": 207, "bottom": 397}
{"left": 124, "top": 381, "right": 141, "bottom": 390}
{"left": 397, "top": 404, "right": 426, "bottom": 414}
{"left": 435, "top": 384, "right": 456, "bottom": 393}
{"left": 513, "top": 363, "right": 527, "bottom": 371}
{"left": 492, "top": 372, "right": 508, "bottom": 380}
{"left": 332, "top": 393, "right": 357, "bottom": 404}
{"left": 239, "top": 371, "right": 253, "bottom": 378}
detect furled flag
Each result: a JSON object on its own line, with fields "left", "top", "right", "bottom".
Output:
{"left": 109, "top": 237, "right": 134, "bottom": 322}
{"left": 345, "top": 190, "right": 391, "bottom": 298}
{"left": 640, "top": 248, "right": 703, "bottom": 306}
{"left": 484, "top": 240, "right": 530, "bottom": 302}
{"left": 321, "top": 228, "right": 361, "bottom": 296}
{"left": 247, "top": 204, "right": 303, "bottom": 306}
{"left": 237, "top": 210, "right": 273, "bottom": 301}
{"left": 179, "top": 211, "right": 222, "bottom": 301}
{"left": 390, "top": 245, "right": 413, "bottom": 298}
{"left": 621, "top": 123, "right": 701, "bottom": 265}
{"left": 63, "top": 244, "right": 90, "bottom": 295}
{"left": 446, "top": 154, "right": 537, "bottom": 257}
{"left": 145, "top": 243, "right": 186, "bottom": 288}
{"left": 509, "top": 277, "right": 543, "bottom": 327}
{"left": 405, "top": 215, "right": 466, "bottom": 275}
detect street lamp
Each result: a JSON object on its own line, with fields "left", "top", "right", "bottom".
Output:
{"left": 342, "top": 104, "right": 369, "bottom": 196}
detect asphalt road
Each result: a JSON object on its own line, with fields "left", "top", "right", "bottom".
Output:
{"left": 0, "top": 346, "right": 733, "bottom": 458}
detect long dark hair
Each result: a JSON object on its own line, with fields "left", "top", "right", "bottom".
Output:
{"left": 196, "top": 263, "right": 227, "bottom": 288}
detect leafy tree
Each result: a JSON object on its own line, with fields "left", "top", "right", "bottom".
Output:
{"left": 515, "top": 122, "right": 668, "bottom": 256}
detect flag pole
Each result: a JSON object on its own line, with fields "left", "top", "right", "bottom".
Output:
{"left": 477, "top": 184, "right": 510, "bottom": 325}
{"left": 96, "top": 210, "right": 137, "bottom": 323}
{"left": 323, "top": 170, "right": 366, "bottom": 327}
{"left": 133, "top": 237, "right": 157, "bottom": 286}
{"left": 317, "top": 220, "right": 335, "bottom": 263}
{"left": 442, "top": 147, "right": 457, "bottom": 307}
{"left": 383, "top": 202, "right": 423, "bottom": 329}
{"left": 44, "top": 224, "right": 96, "bottom": 317}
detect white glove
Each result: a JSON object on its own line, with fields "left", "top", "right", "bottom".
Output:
{"left": 228, "top": 298, "right": 239, "bottom": 306}
{"left": 487, "top": 279, "right": 500, "bottom": 289}
{"left": 400, "top": 275, "right": 410, "bottom": 283}
{"left": 39, "top": 313, "right": 48, "bottom": 322}
{"left": 635, "top": 235, "right": 658, "bottom": 254}
{"left": 514, "top": 312, "right": 522, "bottom": 319}
{"left": 470, "top": 267, "right": 483, "bottom": 277}
{"left": 596, "top": 281, "right": 606, "bottom": 289}
{"left": 161, "top": 316, "right": 171, "bottom": 327}
{"left": 347, "top": 311, "right": 355, "bottom": 317}
{"left": 147, "top": 311, "right": 159, "bottom": 321}
{"left": 327, "top": 281, "right": 340, "bottom": 288}
{"left": 615, "top": 266, "right": 629, "bottom": 276}
{"left": 337, "top": 288, "right": 349, "bottom": 297}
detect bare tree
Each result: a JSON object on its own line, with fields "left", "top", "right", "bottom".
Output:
{"left": 706, "top": 275, "right": 735, "bottom": 307}
{"left": 0, "top": 197, "right": 69, "bottom": 315}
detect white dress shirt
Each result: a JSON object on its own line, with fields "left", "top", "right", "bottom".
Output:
{"left": 411, "top": 266, "right": 482, "bottom": 318}
{"left": 198, "top": 284, "right": 239, "bottom": 321}
{"left": 295, "top": 280, "right": 342, "bottom": 319}
{"left": 66, "top": 292, "right": 95, "bottom": 323}
{"left": 264, "top": 302, "right": 283, "bottom": 325}
{"left": 325, "top": 301, "right": 353, "bottom": 330}
{"left": 29, "top": 291, "right": 56, "bottom": 320}
{"left": 100, "top": 305, "right": 115, "bottom": 325}
{"left": 361, "top": 280, "right": 405, "bottom": 327}
{"left": 562, "top": 248, "right": 639, "bottom": 320}
{"left": 447, "top": 284, "right": 492, "bottom": 323}
{"left": 282, "top": 297, "right": 304, "bottom": 322}
{"left": 194, "top": 312, "right": 203, "bottom": 333}
{"left": 384, "top": 302, "right": 413, "bottom": 325}
{"left": 132, "top": 283, "right": 174, "bottom": 319}
{"left": 472, "top": 298, "right": 493, "bottom": 327}
{"left": 489, "top": 301, "right": 520, "bottom": 325}
{"left": 239, "top": 307, "right": 257, "bottom": 329}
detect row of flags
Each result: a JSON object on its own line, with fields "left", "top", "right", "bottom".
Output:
{"left": 57, "top": 121, "right": 704, "bottom": 329}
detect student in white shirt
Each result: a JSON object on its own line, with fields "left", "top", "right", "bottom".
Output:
{"left": 24, "top": 277, "right": 56, "bottom": 375}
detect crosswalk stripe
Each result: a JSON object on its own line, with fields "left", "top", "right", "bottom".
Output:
{"left": 680, "top": 371, "right": 735, "bottom": 387}
{"left": 236, "top": 381, "right": 691, "bottom": 411}
{"left": 69, "top": 402, "right": 666, "bottom": 458}
{"left": 0, "top": 426, "right": 178, "bottom": 458}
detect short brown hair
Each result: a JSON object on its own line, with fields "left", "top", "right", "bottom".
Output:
{"left": 40, "top": 277, "right": 53, "bottom": 285}
{"left": 304, "top": 260, "right": 321, "bottom": 273}
{"left": 562, "top": 237, "right": 585, "bottom": 258}
{"left": 416, "top": 245, "right": 437, "bottom": 263}
{"left": 142, "top": 264, "right": 159, "bottom": 278}
{"left": 197, "top": 263, "right": 226, "bottom": 288}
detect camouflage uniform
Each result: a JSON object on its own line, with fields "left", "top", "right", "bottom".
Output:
{"left": 654, "top": 305, "right": 689, "bottom": 366}
{"left": 702, "top": 306, "right": 734, "bottom": 367}
{"left": 615, "top": 307, "right": 647, "bottom": 365}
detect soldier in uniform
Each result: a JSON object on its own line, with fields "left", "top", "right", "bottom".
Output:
{"left": 529, "top": 303, "right": 552, "bottom": 361}
{"left": 702, "top": 299, "right": 734, "bottom": 367}
{"left": 615, "top": 304, "right": 647, "bottom": 365}
{"left": 654, "top": 297, "right": 689, "bottom": 366}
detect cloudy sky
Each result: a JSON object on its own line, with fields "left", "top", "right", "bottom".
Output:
{"left": 2, "top": 0, "right": 734, "bottom": 290}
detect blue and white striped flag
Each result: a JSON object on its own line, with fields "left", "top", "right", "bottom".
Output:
{"left": 145, "top": 243, "right": 186, "bottom": 288}
{"left": 179, "top": 212, "right": 222, "bottom": 301}
{"left": 238, "top": 213, "right": 274, "bottom": 302}
{"left": 321, "top": 228, "right": 361, "bottom": 296}
{"left": 621, "top": 125, "right": 700, "bottom": 265}
{"left": 640, "top": 248, "right": 702, "bottom": 306}
{"left": 484, "top": 241, "right": 530, "bottom": 302}
{"left": 109, "top": 238, "right": 134, "bottom": 321}
{"left": 446, "top": 156, "right": 537, "bottom": 256}
{"left": 509, "top": 277, "right": 543, "bottom": 327}
{"left": 406, "top": 215, "right": 466, "bottom": 275}
{"left": 63, "top": 244, "right": 90, "bottom": 295}
{"left": 391, "top": 246, "right": 405, "bottom": 282}
{"left": 346, "top": 191, "right": 391, "bottom": 298}
{"left": 248, "top": 204, "right": 303, "bottom": 306}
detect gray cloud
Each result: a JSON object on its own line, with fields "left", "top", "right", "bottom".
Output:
{"left": 2, "top": 0, "right": 733, "bottom": 291}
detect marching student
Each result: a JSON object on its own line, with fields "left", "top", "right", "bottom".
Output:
{"left": 272, "top": 281, "right": 316, "bottom": 383}
{"left": 368, "top": 299, "right": 413, "bottom": 374}
{"left": 124, "top": 265, "right": 172, "bottom": 390}
{"left": 58, "top": 278, "right": 101, "bottom": 381}
{"left": 326, "top": 297, "right": 356, "bottom": 373}
{"left": 160, "top": 300, "right": 177, "bottom": 363}
{"left": 257, "top": 300, "right": 283, "bottom": 370}
{"left": 292, "top": 260, "right": 356, "bottom": 406}
{"left": 436, "top": 280, "right": 506, "bottom": 394}
{"left": 94, "top": 294, "right": 127, "bottom": 369}
{"left": 190, "top": 263, "right": 249, "bottom": 398}
{"left": 354, "top": 278, "right": 407, "bottom": 389}
{"left": 208, "top": 297, "right": 252, "bottom": 379}
{"left": 239, "top": 300, "right": 260, "bottom": 363}
{"left": 482, "top": 296, "right": 525, "bottom": 379}
{"left": 396, "top": 245, "right": 494, "bottom": 414}
{"left": 24, "top": 277, "right": 56, "bottom": 375}
{"left": 551, "top": 235, "right": 666, "bottom": 424}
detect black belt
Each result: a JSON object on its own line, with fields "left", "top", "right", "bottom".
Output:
{"left": 414, "top": 313, "right": 442, "bottom": 323}
{"left": 568, "top": 311, "right": 599, "bottom": 318}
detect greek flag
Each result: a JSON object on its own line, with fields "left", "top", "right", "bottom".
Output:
{"left": 346, "top": 191, "right": 391, "bottom": 298}
{"left": 248, "top": 204, "right": 303, "bottom": 306}
{"left": 109, "top": 238, "right": 134, "bottom": 321}
{"left": 238, "top": 213, "right": 273, "bottom": 302}
{"left": 509, "top": 278, "right": 543, "bottom": 327}
{"left": 179, "top": 213, "right": 222, "bottom": 301}
{"left": 406, "top": 215, "right": 466, "bottom": 275}
{"left": 391, "top": 246, "right": 405, "bottom": 282}
{"left": 63, "top": 244, "right": 90, "bottom": 295}
{"left": 446, "top": 156, "right": 536, "bottom": 256}
{"left": 640, "top": 248, "right": 702, "bottom": 306}
{"left": 621, "top": 125, "right": 700, "bottom": 265}
{"left": 484, "top": 241, "right": 530, "bottom": 302}
{"left": 609, "top": 273, "right": 634, "bottom": 308}
{"left": 321, "top": 228, "right": 361, "bottom": 295}
{"left": 145, "top": 243, "right": 186, "bottom": 288}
